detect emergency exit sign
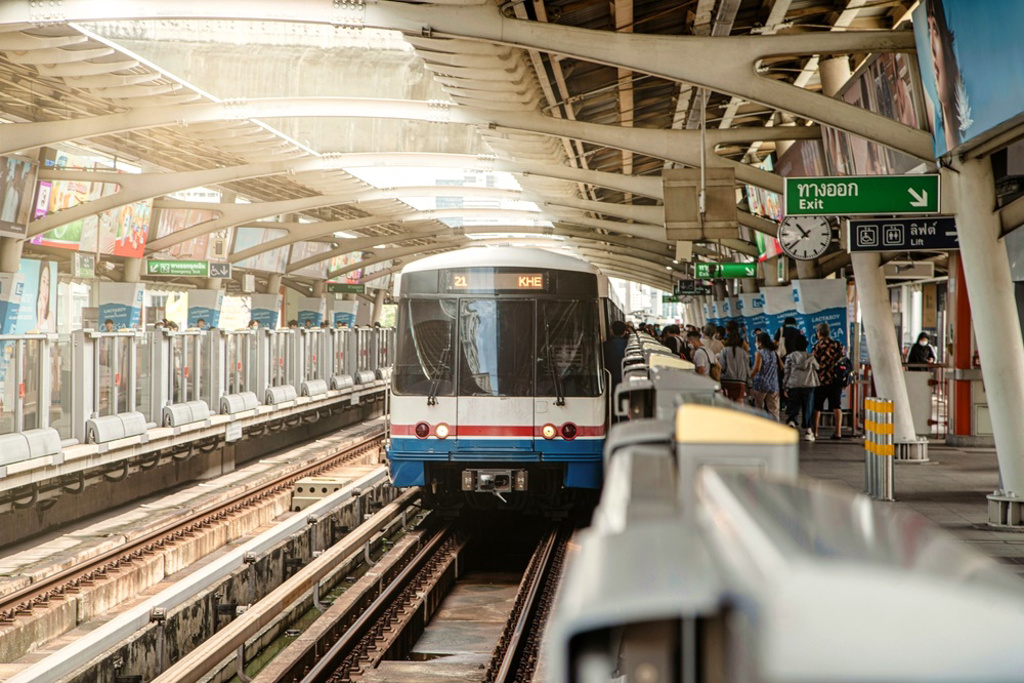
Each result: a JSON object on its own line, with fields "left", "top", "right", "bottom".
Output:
{"left": 785, "top": 175, "right": 940, "bottom": 215}
{"left": 694, "top": 262, "right": 756, "bottom": 279}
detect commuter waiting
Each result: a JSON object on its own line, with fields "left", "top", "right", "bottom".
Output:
{"left": 783, "top": 335, "right": 819, "bottom": 440}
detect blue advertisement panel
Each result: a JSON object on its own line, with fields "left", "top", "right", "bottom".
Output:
{"left": 793, "top": 280, "right": 849, "bottom": 352}
{"left": 332, "top": 311, "right": 356, "bottom": 326}
{"left": 297, "top": 296, "right": 325, "bottom": 327}
{"left": 98, "top": 282, "right": 144, "bottom": 330}
{"left": 10, "top": 259, "right": 56, "bottom": 333}
{"left": 913, "top": 0, "right": 1024, "bottom": 157}
{"left": 188, "top": 289, "right": 224, "bottom": 329}
{"left": 761, "top": 286, "right": 796, "bottom": 340}
{"left": 738, "top": 292, "right": 768, "bottom": 364}
{"left": 251, "top": 293, "right": 282, "bottom": 329}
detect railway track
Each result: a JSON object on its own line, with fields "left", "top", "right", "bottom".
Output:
{"left": 0, "top": 431, "right": 385, "bottom": 623}
{"left": 247, "top": 521, "right": 570, "bottom": 683}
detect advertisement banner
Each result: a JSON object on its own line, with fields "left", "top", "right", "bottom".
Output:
{"left": 297, "top": 296, "right": 325, "bottom": 327}
{"left": 12, "top": 259, "right": 57, "bottom": 334}
{"left": 792, "top": 279, "right": 849, "bottom": 352}
{"left": 709, "top": 300, "right": 721, "bottom": 328}
{"left": 152, "top": 207, "right": 228, "bottom": 262}
{"left": 188, "top": 289, "right": 224, "bottom": 329}
{"left": 0, "top": 156, "right": 38, "bottom": 239}
{"left": 913, "top": 0, "right": 1024, "bottom": 157}
{"left": 233, "top": 227, "right": 290, "bottom": 273}
{"left": 251, "top": 293, "right": 282, "bottom": 329}
{"left": 289, "top": 242, "right": 333, "bottom": 279}
{"left": 0, "top": 273, "right": 22, "bottom": 335}
{"left": 738, "top": 292, "right": 768, "bottom": 364}
{"left": 98, "top": 282, "right": 145, "bottom": 330}
{"left": 330, "top": 297, "right": 358, "bottom": 327}
{"left": 761, "top": 286, "right": 797, "bottom": 339}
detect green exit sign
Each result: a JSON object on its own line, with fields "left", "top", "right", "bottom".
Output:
{"left": 785, "top": 175, "right": 940, "bottom": 215}
{"left": 327, "top": 282, "right": 365, "bottom": 294}
{"left": 694, "top": 262, "right": 756, "bottom": 279}
{"left": 147, "top": 260, "right": 209, "bottom": 277}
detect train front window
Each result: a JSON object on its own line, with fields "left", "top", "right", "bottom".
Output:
{"left": 537, "top": 300, "right": 602, "bottom": 397}
{"left": 393, "top": 299, "right": 456, "bottom": 395}
{"left": 458, "top": 299, "right": 534, "bottom": 396}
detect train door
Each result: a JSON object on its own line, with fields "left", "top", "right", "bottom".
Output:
{"left": 454, "top": 298, "right": 535, "bottom": 457}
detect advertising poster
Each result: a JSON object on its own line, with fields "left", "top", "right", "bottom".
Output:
{"left": 11, "top": 259, "right": 57, "bottom": 334}
{"left": 98, "top": 282, "right": 145, "bottom": 330}
{"left": 738, "top": 292, "right": 768, "bottom": 364}
{"left": 761, "top": 286, "right": 797, "bottom": 339}
{"left": 297, "top": 296, "right": 325, "bottom": 326}
{"left": 97, "top": 199, "right": 153, "bottom": 258}
{"left": 913, "top": 0, "right": 1024, "bottom": 157}
{"left": 289, "top": 242, "right": 333, "bottom": 279}
{"left": 251, "top": 293, "right": 282, "bottom": 328}
{"left": 0, "top": 273, "right": 22, "bottom": 335}
{"left": 330, "top": 298, "right": 358, "bottom": 327}
{"left": 792, "top": 279, "right": 849, "bottom": 351}
{"left": 327, "top": 251, "right": 362, "bottom": 285}
{"left": 0, "top": 156, "right": 38, "bottom": 239}
{"left": 822, "top": 53, "right": 922, "bottom": 175}
{"left": 233, "top": 227, "right": 290, "bottom": 273}
{"left": 153, "top": 207, "right": 228, "bottom": 262}
{"left": 188, "top": 289, "right": 224, "bottom": 329}
{"left": 708, "top": 300, "right": 720, "bottom": 328}
{"left": 701, "top": 300, "right": 711, "bottom": 327}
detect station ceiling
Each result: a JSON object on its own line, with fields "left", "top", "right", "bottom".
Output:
{"left": 0, "top": 0, "right": 928, "bottom": 294}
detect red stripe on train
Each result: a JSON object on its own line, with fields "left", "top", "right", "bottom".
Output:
{"left": 391, "top": 424, "right": 605, "bottom": 437}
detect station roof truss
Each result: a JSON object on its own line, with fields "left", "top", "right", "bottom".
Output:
{"left": 0, "top": 0, "right": 959, "bottom": 293}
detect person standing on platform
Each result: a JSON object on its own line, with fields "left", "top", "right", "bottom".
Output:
{"left": 703, "top": 323, "right": 724, "bottom": 358}
{"left": 687, "top": 329, "right": 714, "bottom": 377}
{"left": 718, "top": 321, "right": 750, "bottom": 403}
{"left": 603, "top": 320, "right": 629, "bottom": 393}
{"left": 784, "top": 335, "right": 819, "bottom": 440}
{"left": 750, "top": 332, "right": 781, "bottom": 420}
{"left": 812, "top": 322, "right": 845, "bottom": 439}
{"left": 907, "top": 332, "right": 936, "bottom": 369}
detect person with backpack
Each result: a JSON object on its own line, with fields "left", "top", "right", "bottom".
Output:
{"left": 718, "top": 321, "right": 750, "bottom": 402}
{"left": 783, "top": 335, "right": 819, "bottom": 440}
{"left": 811, "top": 322, "right": 847, "bottom": 439}
{"left": 686, "top": 328, "right": 719, "bottom": 380}
{"left": 750, "top": 332, "right": 781, "bottom": 420}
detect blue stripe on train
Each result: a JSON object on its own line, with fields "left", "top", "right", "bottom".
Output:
{"left": 386, "top": 437, "right": 605, "bottom": 489}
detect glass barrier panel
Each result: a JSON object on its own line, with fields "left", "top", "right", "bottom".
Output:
{"left": 54, "top": 335, "right": 73, "bottom": 440}
{"left": 23, "top": 339, "right": 39, "bottom": 431}
{"left": 136, "top": 333, "right": 151, "bottom": 421}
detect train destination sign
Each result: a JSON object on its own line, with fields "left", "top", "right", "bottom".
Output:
{"left": 693, "top": 262, "right": 756, "bottom": 279}
{"left": 674, "top": 279, "right": 712, "bottom": 296}
{"left": 444, "top": 271, "right": 547, "bottom": 292}
{"left": 785, "top": 175, "right": 940, "bottom": 216}
{"left": 848, "top": 217, "right": 959, "bottom": 252}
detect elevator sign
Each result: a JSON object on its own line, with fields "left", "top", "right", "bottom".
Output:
{"left": 785, "top": 175, "right": 940, "bottom": 215}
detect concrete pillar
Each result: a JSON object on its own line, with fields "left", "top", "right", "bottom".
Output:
{"left": 123, "top": 257, "right": 143, "bottom": 283}
{"left": 762, "top": 257, "right": 780, "bottom": 286}
{"left": 795, "top": 259, "right": 820, "bottom": 279}
{"left": 0, "top": 238, "right": 23, "bottom": 272}
{"left": 712, "top": 281, "right": 727, "bottom": 300}
{"left": 371, "top": 287, "right": 386, "bottom": 324}
{"left": 265, "top": 274, "right": 282, "bottom": 294}
{"left": 950, "top": 157, "right": 1024, "bottom": 495}
{"left": 312, "top": 280, "right": 325, "bottom": 297}
{"left": 851, "top": 252, "right": 916, "bottom": 442}
{"left": 741, "top": 278, "right": 758, "bottom": 294}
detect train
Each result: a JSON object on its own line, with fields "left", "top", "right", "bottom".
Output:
{"left": 385, "top": 246, "right": 623, "bottom": 510}
{"left": 546, "top": 336, "right": 1024, "bottom": 682}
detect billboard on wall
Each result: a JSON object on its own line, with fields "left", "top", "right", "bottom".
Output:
{"left": 7, "top": 259, "right": 57, "bottom": 334}
{"left": 289, "top": 241, "right": 333, "bottom": 279}
{"left": 821, "top": 53, "right": 924, "bottom": 176}
{"left": 152, "top": 207, "right": 230, "bottom": 262}
{"left": 31, "top": 149, "right": 154, "bottom": 256}
{"left": 232, "top": 226, "right": 290, "bottom": 273}
{"left": 913, "top": 0, "right": 1024, "bottom": 158}
{"left": 327, "top": 251, "right": 362, "bottom": 285}
{"left": 0, "top": 156, "right": 39, "bottom": 239}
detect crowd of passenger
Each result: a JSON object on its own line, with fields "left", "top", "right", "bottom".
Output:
{"left": 606, "top": 316, "right": 852, "bottom": 441}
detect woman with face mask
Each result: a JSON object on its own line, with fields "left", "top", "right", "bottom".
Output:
{"left": 906, "top": 332, "right": 936, "bottom": 370}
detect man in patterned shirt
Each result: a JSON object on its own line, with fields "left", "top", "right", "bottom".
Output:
{"left": 812, "top": 322, "right": 845, "bottom": 439}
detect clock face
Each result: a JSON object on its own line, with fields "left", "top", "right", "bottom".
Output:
{"left": 778, "top": 216, "right": 832, "bottom": 261}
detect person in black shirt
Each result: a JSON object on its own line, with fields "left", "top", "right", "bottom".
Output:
{"left": 906, "top": 332, "right": 936, "bottom": 370}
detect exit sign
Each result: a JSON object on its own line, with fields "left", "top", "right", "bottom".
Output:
{"left": 694, "top": 262, "right": 756, "bottom": 279}
{"left": 785, "top": 175, "right": 940, "bottom": 215}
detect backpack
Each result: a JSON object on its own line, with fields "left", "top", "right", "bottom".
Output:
{"left": 835, "top": 356, "right": 853, "bottom": 387}
{"left": 701, "top": 347, "right": 721, "bottom": 381}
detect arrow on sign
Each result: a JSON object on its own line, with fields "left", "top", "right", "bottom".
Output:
{"left": 945, "top": 230, "right": 958, "bottom": 242}
{"left": 908, "top": 188, "right": 929, "bottom": 207}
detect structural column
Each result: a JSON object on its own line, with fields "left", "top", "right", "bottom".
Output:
{"left": 371, "top": 287, "right": 387, "bottom": 324}
{"left": 950, "top": 158, "right": 1024, "bottom": 498}
{"left": 818, "top": 55, "right": 916, "bottom": 442}
{"left": 948, "top": 253, "right": 973, "bottom": 437}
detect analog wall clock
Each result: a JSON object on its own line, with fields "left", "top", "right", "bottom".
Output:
{"left": 778, "top": 215, "right": 833, "bottom": 260}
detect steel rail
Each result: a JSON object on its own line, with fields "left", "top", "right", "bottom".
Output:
{"left": 6, "top": 435, "right": 387, "bottom": 683}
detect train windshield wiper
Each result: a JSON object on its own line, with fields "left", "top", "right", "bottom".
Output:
{"left": 545, "top": 321, "right": 566, "bottom": 406}
{"left": 427, "top": 343, "right": 451, "bottom": 406}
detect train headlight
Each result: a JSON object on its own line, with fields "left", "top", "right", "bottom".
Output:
{"left": 435, "top": 423, "right": 450, "bottom": 439}
{"left": 542, "top": 423, "right": 557, "bottom": 440}
{"left": 561, "top": 423, "right": 578, "bottom": 440}
{"left": 414, "top": 422, "right": 430, "bottom": 439}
